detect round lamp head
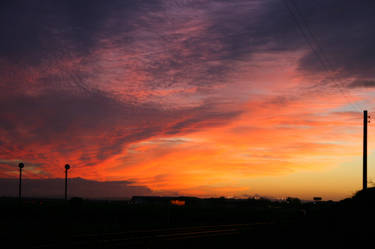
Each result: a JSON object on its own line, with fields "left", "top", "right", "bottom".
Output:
{"left": 65, "top": 164, "right": 70, "bottom": 170}
{"left": 18, "top": 163, "right": 24, "bottom": 169}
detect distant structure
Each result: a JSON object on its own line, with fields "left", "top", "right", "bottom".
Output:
{"left": 170, "top": 200, "right": 186, "bottom": 206}
{"left": 65, "top": 164, "right": 70, "bottom": 201}
{"left": 313, "top": 197, "right": 322, "bottom": 202}
{"left": 18, "top": 162, "right": 24, "bottom": 202}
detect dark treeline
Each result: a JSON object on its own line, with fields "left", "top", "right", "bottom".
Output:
{"left": 1, "top": 188, "right": 375, "bottom": 248}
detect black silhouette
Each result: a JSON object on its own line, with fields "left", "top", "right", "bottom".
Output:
{"left": 64, "top": 164, "right": 70, "bottom": 201}
{"left": 18, "top": 162, "right": 24, "bottom": 203}
{"left": 1, "top": 190, "right": 375, "bottom": 249}
{"left": 363, "top": 110, "right": 368, "bottom": 190}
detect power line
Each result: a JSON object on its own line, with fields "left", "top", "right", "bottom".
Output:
{"left": 282, "top": 0, "right": 362, "bottom": 112}
{"left": 289, "top": 0, "right": 364, "bottom": 112}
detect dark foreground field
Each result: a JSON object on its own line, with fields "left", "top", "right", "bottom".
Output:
{"left": 1, "top": 191, "right": 374, "bottom": 249}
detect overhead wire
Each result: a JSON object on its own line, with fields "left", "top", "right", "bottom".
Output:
{"left": 282, "top": 0, "right": 363, "bottom": 113}
{"left": 289, "top": 0, "right": 364, "bottom": 112}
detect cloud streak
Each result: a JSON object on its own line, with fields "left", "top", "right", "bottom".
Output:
{"left": 0, "top": 0, "right": 374, "bottom": 199}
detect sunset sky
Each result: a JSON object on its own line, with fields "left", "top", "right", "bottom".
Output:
{"left": 1, "top": 0, "right": 375, "bottom": 200}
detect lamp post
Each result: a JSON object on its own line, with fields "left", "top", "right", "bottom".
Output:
{"left": 18, "top": 162, "right": 24, "bottom": 202}
{"left": 65, "top": 164, "right": 70, "bottom": 201}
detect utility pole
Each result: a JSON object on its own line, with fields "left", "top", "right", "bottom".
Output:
{"left": 18, "top": 162, "right": 24, "bottom": 203}
{"left": 65, "top": 164, "right": 70, "bottom": 201}
{"left": 363, "top": 110, "right": 368, "bottom": 191}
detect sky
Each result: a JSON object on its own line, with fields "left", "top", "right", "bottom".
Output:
{"left": 1, "top": 0, "right": 375, "bottom": 200}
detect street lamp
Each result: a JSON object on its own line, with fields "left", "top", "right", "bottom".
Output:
{"left": 18, "top": 162, "right": 24, "bottom": 202}
{"left": 65, "top": 164, "right": 70, "bottom": 201}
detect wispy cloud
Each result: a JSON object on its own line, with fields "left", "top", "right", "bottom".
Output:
{"left": 0, "top": 0, "right": 374, "bottom": 199}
